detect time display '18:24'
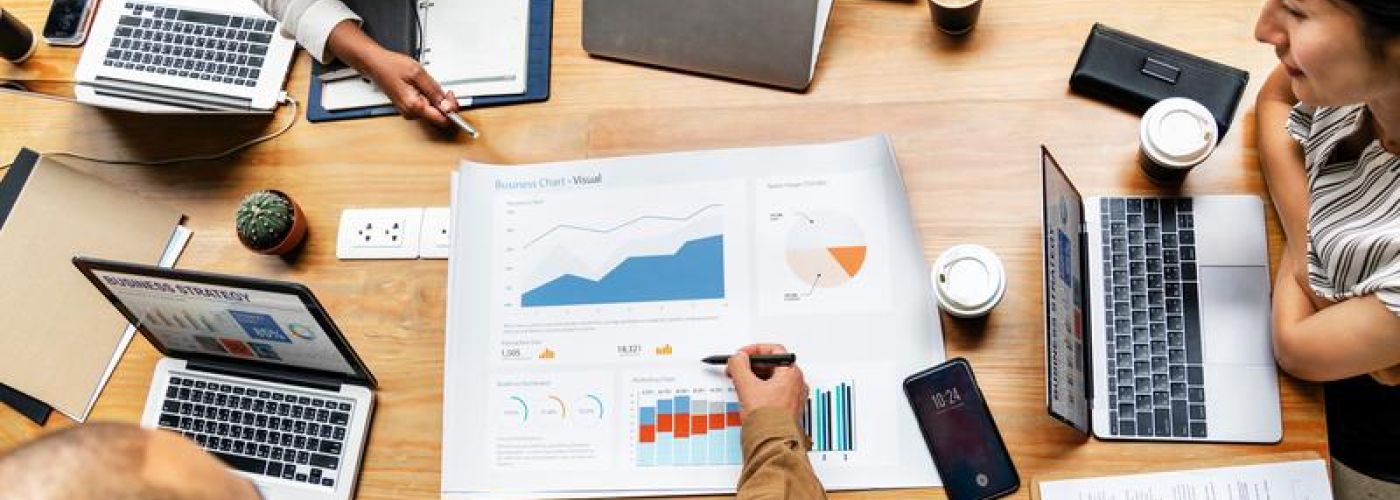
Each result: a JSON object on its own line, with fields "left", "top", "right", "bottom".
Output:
{"left": 930, "top": 387, "right": 963, "bottom": 411}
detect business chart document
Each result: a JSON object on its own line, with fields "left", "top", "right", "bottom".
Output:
{"left": 1038, "top": 460, "right": 1332, "bottom": 500}
{"left": 442, "top": 136, "right": 946, "bottom": 498}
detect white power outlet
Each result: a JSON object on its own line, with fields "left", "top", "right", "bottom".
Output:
{"left": 418, "top": 207, "right": 451, "bottom": 259}
{"left": 336, "top": 208, "right": 424, "bottom": 260}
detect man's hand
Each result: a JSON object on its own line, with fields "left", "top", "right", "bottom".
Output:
{"left": 1371, "top": 365, "right": 1400, "bottom": 386}
{"left": 726, "top": 344, "right": 808, "bottom": 420}
{"left": 325, "top": 20, "right": 461, "bottom": 128}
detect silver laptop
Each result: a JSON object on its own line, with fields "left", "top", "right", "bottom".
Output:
{"left": 1040, "top": 146, "right": 1282, "bottom": 443}
{"left": 74, "top": 257, "right": 376, "bottom": 500}
{"left": 72, "top": 0, "right": 296, "bottom": 113}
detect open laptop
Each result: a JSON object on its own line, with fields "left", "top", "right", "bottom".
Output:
{"left": 70, "top": 0, "right": 296, "bottom": 113}
{"left": 1039, "top": 146, "right": 1282, "bottom": 443}
{"left": 73, "top": 257, "right": 376, "bottom": 500}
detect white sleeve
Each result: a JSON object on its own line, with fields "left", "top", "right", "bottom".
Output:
{"left": 252, "top": 0, "right": 362, "bottom": 64}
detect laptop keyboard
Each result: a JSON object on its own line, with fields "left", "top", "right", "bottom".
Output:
{"left": 1099, "top": 197, "right": 1207, "bottom": 438}
{"left": 102, "top": 2, "right": 276, "bottom": 87}
{"left": 157, "top": 373, "right": 353, "bottom": 488}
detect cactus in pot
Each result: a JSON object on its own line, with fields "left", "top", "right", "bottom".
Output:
{"left": 236, "top": 190, "right": 308, "bottom": 255}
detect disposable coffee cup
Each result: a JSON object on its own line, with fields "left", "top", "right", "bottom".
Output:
{"left": 927, "top": 0, "right": 983, "bottom": 36}
{"left": 1139, "top": 97, "right": 1218, "bottom": 183}
{"left": 932, "top": 244, "right": 1006, "bottom": 318}
{"left": 0, "top": 7, "right": 37, "bottom": 64}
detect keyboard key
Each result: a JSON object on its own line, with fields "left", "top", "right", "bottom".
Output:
{"left": 248, "top": 32, "right": 272, "bottom": 44}
{"left": 309, "top": 453, "right": 339, "bottom": 470}
{"left": 1188, "top": 387, "right": 1205, "bottom": 403}
{"left": 282, "top": 464, "right": 295, "bottom": 480}
{"left": 159, "top": 413, "right": 180, "bottom": 428}
{"left": 267, "top": 462, "right": 283, "bottom": 477}
{"left": 1189, "top": 404, "right": 1206, "bottom": 420}
{"left": 1171, "top": 400, "right": 1189, "bottom": 437}
{"left": 1190, "top": 422, "right": 1207, "bottom": 438}
{"left": 330, "top": 412, "right": 349, "bottom": 425}
{"left": 212, "top": 451, "right": 266, "bottom": 475}
{"left": 319, "top": 440, "right": 342, "bottom": 455}
{"left": 1188, "top": 366, "right": 1204, "bottom": 385}
{"left": 296, "top": 473, "right": 308, "bottom": 482}
{"left": 1137, "top": 412, "right": 1154, "bottom": 436}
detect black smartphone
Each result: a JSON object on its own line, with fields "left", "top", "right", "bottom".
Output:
{"left": 42, "top": 0, "right": 99, "bottom": 46}
{"left": 903, "top": 358, "right": 1019, "bottom": 500}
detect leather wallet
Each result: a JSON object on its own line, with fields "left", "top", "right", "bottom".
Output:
{"left": 1070, "top": 23, "right": 1249, "bottom": 136}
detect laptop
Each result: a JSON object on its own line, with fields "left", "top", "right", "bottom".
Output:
{"left": 73, "top": 257, "right": 377, "bottom": 500}
{"left": 1039, "top": 146, "right": 1282, "bottom": 443}
{"left": 71, "top": 0, "right": 297, "bottom": 113}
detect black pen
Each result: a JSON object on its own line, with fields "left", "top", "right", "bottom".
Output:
{"left": 701, "top": 354, "right": 797, "bottom": 366}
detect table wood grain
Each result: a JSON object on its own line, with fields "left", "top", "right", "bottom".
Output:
{"left": 0, "top": 0, "right": 1326, "bottom": 498}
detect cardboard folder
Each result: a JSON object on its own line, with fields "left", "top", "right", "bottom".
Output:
{"left": 0, "top": 150, "right": 182, "bottom": 419}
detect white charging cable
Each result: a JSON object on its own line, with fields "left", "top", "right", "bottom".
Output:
{"left": 43, "top": 92, "right": 299, "bottom": 166}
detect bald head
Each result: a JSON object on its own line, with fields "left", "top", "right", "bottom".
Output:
{"left": 0, "top": 423, "right": 260, "bottom": 500}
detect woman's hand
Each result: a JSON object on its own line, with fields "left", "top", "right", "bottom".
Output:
{"left": 324, "top": 20, "right": 460, "bottom": 128}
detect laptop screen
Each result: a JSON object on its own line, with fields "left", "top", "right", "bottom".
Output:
{"left": 1041, "top": 147, "right": 1090, "bottom": 432}
{"left": 88, "top": 270, "right": 360, "bottom": 377}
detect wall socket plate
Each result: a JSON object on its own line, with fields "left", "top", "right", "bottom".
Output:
{"left": 336, "top": 208, "right": 424, "bottom": 260}
{"left": 418, "top": 207, "right": 451, "bottom": 259}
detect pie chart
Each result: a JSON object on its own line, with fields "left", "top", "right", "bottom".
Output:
{"left": 784, "top": 211, "right": 867, "bottom": 289}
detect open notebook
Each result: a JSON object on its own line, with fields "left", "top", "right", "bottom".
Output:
{"left": 322, "top": 0, "right": 530, "bottom": 111}
{"left": 581, "top": 0, "right": 835, "bottom": 91}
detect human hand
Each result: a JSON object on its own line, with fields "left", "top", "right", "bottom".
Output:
{"left": 726, "top": 344, "right": 808, "bottom": 420}
{"left": 1371, "top": 365, "right": 1400, "bottom": 386}
{"left": 326, "top": 21, "right": 460, "bottom": 128}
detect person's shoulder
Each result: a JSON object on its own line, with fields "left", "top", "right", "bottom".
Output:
{"left": 1289, "top": 104, "right": 1365, "bottom": 144}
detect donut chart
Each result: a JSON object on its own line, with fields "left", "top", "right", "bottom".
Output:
{"left": 784, "top": 211, "right": 867, "bottom": 289}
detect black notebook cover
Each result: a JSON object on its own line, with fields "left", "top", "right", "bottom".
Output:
{"left": 0, "top": 148, "right": 54, "bottom": 426}
{"left": 1070, "top": 23, "right": 1249, "bottom": 136}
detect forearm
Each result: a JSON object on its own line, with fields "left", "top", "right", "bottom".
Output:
{"left": 1255, "top": 65, "right": 1311, "bottom": 259}
{"left": 737, "top": 408, "right": 826, "bottom": 500}
{"left": 1272, "top": 266, "right": 1400, "bottom": 380}
{"left": 323, "top": 20, "right": 381, "bottom": 73}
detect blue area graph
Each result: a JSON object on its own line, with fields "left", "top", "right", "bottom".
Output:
{"left": 521, "top": 235, "right": 725, "bottom": 307}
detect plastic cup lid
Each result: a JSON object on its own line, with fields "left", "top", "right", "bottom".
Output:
{"left": 933, "top": 244, "right": 1006, "bottom": 315}
{"left": 1143, "top": 98, "right": 1217, "bottom": 166}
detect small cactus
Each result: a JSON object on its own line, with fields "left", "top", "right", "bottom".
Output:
{"left": 236, "top": 190, "right": 296, "bottom": 251}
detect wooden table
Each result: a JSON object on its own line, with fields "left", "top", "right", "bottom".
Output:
{"left": 0, "top": 0, "right": 1326, "bottom": 498}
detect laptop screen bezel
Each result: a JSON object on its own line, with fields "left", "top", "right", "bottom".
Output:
{"left": 1039, "top": 146, "right": 1091, "bottom": 434}
{"left": 72, "top": 256, "right": 377, "bottom": 388}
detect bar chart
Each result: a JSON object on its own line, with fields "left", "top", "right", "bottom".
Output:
{"left": 804, "top": 382, "right": 856, "bottom": 453}
{"left": 635, "top": 393, "right": 743, "bottom": 467}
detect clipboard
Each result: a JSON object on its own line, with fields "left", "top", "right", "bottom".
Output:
{"left": 305, "top": 0, "right": 553, "bottom": 123}
{"left": 1029, "top": 451, "right": 1325, "bottom": 500}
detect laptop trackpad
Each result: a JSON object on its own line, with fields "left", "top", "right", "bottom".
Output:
{"left": 1198, "top": 266, "right": 1273, "bottom": 366}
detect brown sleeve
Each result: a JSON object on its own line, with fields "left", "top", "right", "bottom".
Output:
{"left": 736, "top": 408, "right": 827, "bottom": 500}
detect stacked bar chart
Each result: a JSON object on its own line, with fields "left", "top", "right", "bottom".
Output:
{"left": 804, "top": 382, "right": 856, "bottom": 453}
{"left": 636, "top": 395, "right": 743, "bottom": 466}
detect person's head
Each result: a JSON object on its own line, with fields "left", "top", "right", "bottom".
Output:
{"left": 1255, "top": 0, "right": 1400, "bottom": 106}
{"left": 0, "top": 423, "right": 260, "bottom": 500}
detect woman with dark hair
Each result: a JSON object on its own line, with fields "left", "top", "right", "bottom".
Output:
{"left": 1254, "top": 0, "right": 1400, "bottom": 493}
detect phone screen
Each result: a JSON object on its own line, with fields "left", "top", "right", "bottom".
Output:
{"left": 43, "top": 0, "right": 93, "bottom": 41}
{"left": 905, "top": 359, "right": 1018, "bottom": 500}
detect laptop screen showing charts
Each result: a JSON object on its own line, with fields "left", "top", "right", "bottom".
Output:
{"left": 1041, "top": 148, "right": 1090, "bottom": 432}
{"left": 88, "top": 270, "right": 359, "bottom": 376}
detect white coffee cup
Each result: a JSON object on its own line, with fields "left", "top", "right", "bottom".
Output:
{"left": 932, "top": 244, "right": 1006, "bottom": 318}
{"left": 1139, "top": 97, "right": 1219, "bottom": 183}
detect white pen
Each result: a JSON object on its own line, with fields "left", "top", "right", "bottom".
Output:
{"left": 447, "top": 113, "right": 479, "bottom": 139}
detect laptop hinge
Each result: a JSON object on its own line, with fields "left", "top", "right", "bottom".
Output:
{"left": 184, "top": 358, "right": 341, "bottom": 392}
{"left": 1079, "top": 226, "right": 1094, "bottom": 403}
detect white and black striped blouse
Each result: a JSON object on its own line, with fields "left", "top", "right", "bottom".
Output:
{"left": 1287, "top": 104, "right": 1400, "bottom": 316}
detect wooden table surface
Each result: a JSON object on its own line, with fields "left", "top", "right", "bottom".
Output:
{"left": 0, "top": 0, "right": 1326, "bottom": 498}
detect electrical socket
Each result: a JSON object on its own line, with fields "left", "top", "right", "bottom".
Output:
{"left": 336, "top": 208, "right": 424, "bottom": 260}
{"left": 418, "top": 207, "right": 451, "bottom": 259}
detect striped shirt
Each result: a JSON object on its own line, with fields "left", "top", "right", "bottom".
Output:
{"left": 1287, "top": 104, "right": 1400, "bottom": 316}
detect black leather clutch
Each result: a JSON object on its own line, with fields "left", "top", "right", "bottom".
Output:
{"left": 1070, "top": 23, "right": 1249, "bottom": 136}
